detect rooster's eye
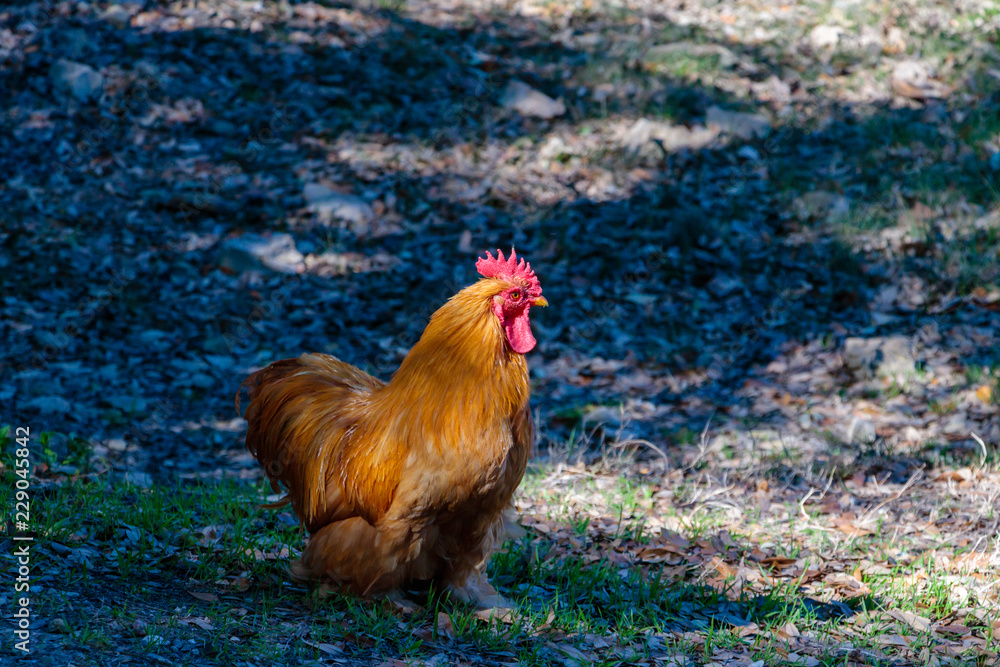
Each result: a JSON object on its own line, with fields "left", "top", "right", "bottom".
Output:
{"left": 510, "top": 290, "right": 522, "bottom": 301}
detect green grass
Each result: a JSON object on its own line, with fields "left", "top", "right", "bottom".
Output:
{"left": 0, "top": 466, "right": 852, "bottom": 665}
{"left": 0, "top": 470, "right": 624, "bottom": 660}
{"left": 4, "top": 414, "right": 1000, "bottom": 666}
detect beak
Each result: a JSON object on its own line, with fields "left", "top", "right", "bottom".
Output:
{"left": 532, "top": 296, "right": 549, "bottom": 307}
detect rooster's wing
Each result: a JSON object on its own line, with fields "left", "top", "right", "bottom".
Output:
{"left": 240, "top": 352, "right": 406, "bottom": 532}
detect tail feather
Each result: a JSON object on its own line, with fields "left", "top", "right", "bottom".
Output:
{"left": 238, "top": 353, "right": 383, "bottom": 532}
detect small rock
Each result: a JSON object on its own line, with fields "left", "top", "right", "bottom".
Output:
{"left": 48, "top": 618, "right": 72, "bottom": 634}
{"left": 621, "top": 118, "right": 656, "bottom": 153}
{"left": 751, "top": 75, "right": 792, "bottom": 105}
{"left": 457, "top": 229, "right": 474, "bottom": 253}
{"left": 882, "top": 26, "right": 907, "bottom": 55}
{"left": 847, "top": 417, "right": 877, "bottom": 446}
{"left": 537, "top": 135, "right": 570, "bottom": 161}
{"left": 304, "top": 183, "right": 375, "bottom": 234}
{"left": 583, "top": 405, "right": 623, "bottom": 428}
{"left": 661, "top": 124, "right": 717, "bottom": 151}
{"left": 809, "top": 25, "right": 843, "bottom": 51}
{"left": 792, "top": 191, "right": 851, "bottom": 222}
{"left": 23, "top": 396, "right": 72, "bottom": 415}
{"left": 856, "top": 25, "right": 884, "bottom": 58}
{"left": 50, "top": 59, "right": 104, "bottom": 103}
{"left": 142, "top": 635, "right": 166, "bottom": 647}
{"left": 105, "top": 395, "right": 149, "bottom": 413}
{"left": 218, "top": 233, "right": 304, "bottom": 274}
{"left": 706, "top": 274, "right": 744, "bottom": 298}
{"left": 621, "top": 118, "right": 716, "bottom": 155}
{"left": 644, "top": 41, "right": 739, "bottom": 69}
{"left": 891, "top": 61, "right": 952, "bottom": 100}
{"left": 878, "top": 336, "right": 918, "bottom": 378}
{"left": 107, "top": 438, "right": 128, "bottom": 452}
{"left": 843, "top": 336, "right": 916, "bottom": 380}
{"left": 705, "top": 106, "right": 771, "bottom": 139}
{"left": 132, "top": 619, "right": 148, "bottom": 637}
{"left": 185, "top": 373, "right": 215, "bottom": 389}
{"left": 501, "top": 80, "right": 565, "bottom": 119}
{"left": 101, "top": 4, "right": 133, "bottom": 29}
{"left": 124, "top": 472, "right": 153, "bottom": 488}
{"left": 941, "top": 414, "right": 967, "bottom": 436}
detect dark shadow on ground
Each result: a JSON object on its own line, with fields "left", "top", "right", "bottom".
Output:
{"left": 1, "top": 0, "right": 999, "bottom": 480}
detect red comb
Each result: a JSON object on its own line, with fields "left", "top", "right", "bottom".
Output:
{"left": 476, "top": 248, "right": 536, "bottom": 283}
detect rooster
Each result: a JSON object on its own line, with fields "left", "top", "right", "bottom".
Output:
{"left": 237, "top": 249, "right": 546, "bottom": 607}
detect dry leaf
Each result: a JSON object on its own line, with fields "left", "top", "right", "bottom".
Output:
{"left": 179, "top": 616, "right": 214, "bottom": 631}
{"left": 888, "top": 609, "right": 931, "bottom": 632}
{"left": 187, "top": 591, "right": 218, "bottom": 602}
{"left": 435, "top": 612, "right": 454, "bottom": 638}
{"left": 706, "top": 555, "right": 737, "bottom": 578}
{"left": 777, "top": 622, "right": 799, "bottom": 638}
{"left": 833, "top": 519, "right": 873, "bottom": 537}
{"left": 303, "top": 638, "right": 343, "bottom": 655}
{"left": 873, "top": 633, "right": 912, "bottom": 646}
{"left": 934, "top": 468, "right": 972, "bottom": 483}
{"left": 760, "top": 556, "right": 797, "bottom": 572}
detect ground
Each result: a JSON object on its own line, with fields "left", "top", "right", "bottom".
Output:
{"left": 1, "top": 0, "right": 1000, "bottom": 665}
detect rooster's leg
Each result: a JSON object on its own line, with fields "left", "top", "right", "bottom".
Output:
{"left": 445, "top": 569, "right": 512, "bottom": 612}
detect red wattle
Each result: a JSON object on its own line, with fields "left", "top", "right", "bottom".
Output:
{"left": 504, "top": 311, "right": 536, "bottom": 354}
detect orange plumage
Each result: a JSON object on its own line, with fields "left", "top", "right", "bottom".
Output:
{"left": 237, "top": 250, "right": 546, "bottom": 606}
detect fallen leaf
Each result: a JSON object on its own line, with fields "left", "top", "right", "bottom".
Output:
{"left": 188, "top": 591, "right": 218, "bottom": 602}
{"left": 303, "top": 639, "right": 343, "bottom": 655}
{"left": 435, "top": 612, "right": 454, "bottom": 638}
{"left": 873, "top": 633, "right": 912, "bottom": 646}
{"left": 179, "top": 616, "right": 214, "bottom": 631}
{"left": 760, "top": 556, "right": 797, "bottom": 572}
{"left": 888, "top": 609, "right": 931, "bottom": 632}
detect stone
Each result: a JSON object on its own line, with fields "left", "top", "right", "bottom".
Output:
{"left": 644, "top": 41, "right": 739, "bottom": 69}
{"left": 705, "top": 106, "right": 771, "bottom": 139}
{"left": 792, "top": 191, "right": 851, "bottom": 222}
{"left": 47, "top": 619, "right": 72, "bottom": 634}
{"left": 891, "top": 61, "right": 952, "bottom": 100}
{"left": 124, "top": 471, "right": 153, "bottom": 488}
{"left": 620, "top": 118, "right": 716, "bottom": 155}
{"left": 304, "top": 183, "right": 375, "bottom": 234}
{"left": 751, "top": 75, "right": 792, "bottom": 105}
{"left": 218, "top": 233, "right": 304, "bottom": 274}
{"left": 809, "top": 25, "right": 843, "bottom": 51}
{"left": 23, "top": 396, "right": 72, "bottom": 415}
{"left": 501, "top": 80, "right": 565, "bottom": 119}
{"left": 882, "top": 27, "right": 907, "bottom": 55}
{"left": 706, "top": 274, "right": 745, "bottom": 298}
{"left": 50, "top": 59, "right": 104, "bottom": 103}
{"left": 843, "top": 336, "right": 916, "bottom": 380}
{"left": 847, "top": 417, "right": 877, "bottom": 445}
{"left": 101, "top": 5, "right": 133, "bottom": 29}
{"left": 621, "top": 118, "right": 656, "bottom": 153}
